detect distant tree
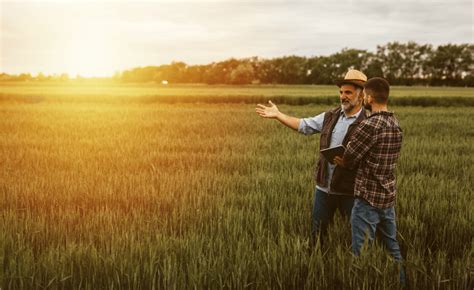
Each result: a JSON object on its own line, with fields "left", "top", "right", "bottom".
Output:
{"left": 230, "top": 62, "right": 255, "bottom": 85}
{"left": 415, "top": 44, "right": 434, "bottom": 84}
{"left": 376, "top": 42, "right": 404, "bottom": 84}
{"left": 60, "top": 41, "right": 473, "bottom": 87}
{"left": 36, "top": 73, "right": 47, "bottom": 81}
{"left": 202, "top": 59, "right": 240, "bottom": 84}
{"left": 17, "top": 73, "right": 33, "bottom": 81}
{"left": 306, "top": 56, "right": 331, "bottom": 84}
{"left": 203, "top": 62, "right": 223, "bottom": 84}
{"left": 397, "top": 42, "right": 432, "bottom": 85}
{"left": 120, "top": 66, "right": 158, "bottom": 83}
{"left": 375, "top": 42, "right": 434, "bottom": 85}
{"left": 363, "top": 52, "right": 384, "bottom": 79}
{"left": 159, "top": 61, "right": 187, "bottom": 83}
{"left": 256, "top": 58, "right": 279, "bottom": 84}
{"left": 0, "top": 73, "right": 10, "bottom": 81}
{"left": 59, "top": 73, "right": 69, "bottom": 81}
{"left": 184, "top": 65, "right": 205, "bottom": 83}
{"left": 272, "top": 56, "right": 307, "bottom": 84}
{"left": 331, "top": 48, "right": 368, "bottom": 78}
{"left": 428, "top": 44, "right": 473, "bottom": 85}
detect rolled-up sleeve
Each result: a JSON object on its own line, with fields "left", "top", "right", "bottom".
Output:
{"left": 298, "top": 112, "right": 325, "bottom": 135}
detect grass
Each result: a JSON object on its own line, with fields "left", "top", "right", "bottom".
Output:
{"left": 1, "top": 82, "right": 474, "bottom": 106}
{"left": 1, "top": 84, "right": 473, "bottom": 289}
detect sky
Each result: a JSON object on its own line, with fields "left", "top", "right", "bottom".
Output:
{"left": 1, "top": 0, "right": 473, "bottom": 77}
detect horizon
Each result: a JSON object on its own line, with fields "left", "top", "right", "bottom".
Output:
{"left": 0, "top": 41, "right": 469, "bottom": 79}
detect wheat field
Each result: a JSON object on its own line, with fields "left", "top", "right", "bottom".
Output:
{"left": 1, "top": 84, "right": 473, "bottom": 289}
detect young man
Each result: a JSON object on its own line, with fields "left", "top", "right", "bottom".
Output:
{"left": 334, "top": 77, "right": 405, "bottom": 283}
{"left": 255, "top": 70, "right": 367, "bottom": 242}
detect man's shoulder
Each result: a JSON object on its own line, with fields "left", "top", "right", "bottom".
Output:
{"left": 323, "top": 107, "right": 342, "bottom": 119}
{"left": 389, "top": 114, "right": 402, "bottom": 128}
{"left": 360, "top": 115, "right": 379, "bottom": 128}
{"left": 326, "top": 106, "right": 342, "bottom": 114}
{"left": 320, "top": 107, "right": 340, "bottom": 122}
{"left": 369, "top": 112, "right": 401, "bottom": 130}
{"left": 355, "top": 116, "right": 385, "bottom": 138}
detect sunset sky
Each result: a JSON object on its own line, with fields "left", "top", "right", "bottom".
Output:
{"left": 1, "top": 0, "right": 472, "bottom": 77}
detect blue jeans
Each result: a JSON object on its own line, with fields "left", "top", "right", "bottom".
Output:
{"left": 351, "top": 197, "right": 406, "bottom": 284}
{"left": 311, "top": 188, "right": 354, "bottom": 236}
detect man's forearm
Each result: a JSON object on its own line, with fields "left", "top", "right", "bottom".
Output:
{"left": 276, "top": 112, "right": 301, "bottom": 131}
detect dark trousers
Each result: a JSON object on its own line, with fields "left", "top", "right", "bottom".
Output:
{"left": 311, "top": 188, "right": 354, "bottom": 237}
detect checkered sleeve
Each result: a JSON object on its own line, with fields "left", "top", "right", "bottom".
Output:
{"left": 343, "top": 121, "right": 376, "bottom": 169}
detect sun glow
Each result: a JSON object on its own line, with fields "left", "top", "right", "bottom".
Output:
{"left": 61, "top": 24, "right": 118, "bottom": 77}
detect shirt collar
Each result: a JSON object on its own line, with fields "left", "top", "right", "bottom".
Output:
{"left": 369, "top": 111, "right": 394, "bottom": 118}
{"left": 341, "top": 107, "right": 363, "bottom": 119}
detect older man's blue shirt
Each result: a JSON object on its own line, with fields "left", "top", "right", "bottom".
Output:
{"left": 298, "top": 108, "right": 362, "bottom": 194}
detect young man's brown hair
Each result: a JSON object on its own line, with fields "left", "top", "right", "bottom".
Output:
{"left": 364, "top": 77, "right": 390, "bottom": 104}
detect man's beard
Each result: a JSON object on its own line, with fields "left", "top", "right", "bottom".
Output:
{"left": 340, "top": 99, "right": 358, "bottom": 112}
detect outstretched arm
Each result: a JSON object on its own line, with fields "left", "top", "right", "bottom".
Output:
{"left": 255, "top": 100, "right": 301, "bottom": 131}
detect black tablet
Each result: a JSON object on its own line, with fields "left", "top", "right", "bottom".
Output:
{"left": 320, "top": 145, "right": 346, "bottom": 164}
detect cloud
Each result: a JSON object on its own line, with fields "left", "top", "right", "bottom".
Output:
{"left": 1, "top": 0, "right": 472, "bottom": 75}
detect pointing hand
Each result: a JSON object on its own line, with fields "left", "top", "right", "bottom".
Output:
{"left": 255, "top": 100, "right": 280, "bottom": 118}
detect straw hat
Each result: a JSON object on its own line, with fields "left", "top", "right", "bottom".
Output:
{"left": 336, "top": 69, "right": 367, "bottom": 89}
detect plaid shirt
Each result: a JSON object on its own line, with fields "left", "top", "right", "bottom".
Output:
{"left": 342, "top": 111, "right": 403, "bottom": 209}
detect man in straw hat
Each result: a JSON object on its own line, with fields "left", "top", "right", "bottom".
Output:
{"left": 255, "top": 69, "right": 368, "bottom": 244}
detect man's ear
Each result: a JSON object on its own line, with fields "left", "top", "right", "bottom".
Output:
{"left": 365, "top": 92, "right": 371, "bottom": 101}
{"left": 367, "top": 95, "right": 374, "bottom": 103}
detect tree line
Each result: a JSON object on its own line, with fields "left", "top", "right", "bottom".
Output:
{"left": 2, "top": 42, "right": 473, "bottom": 86}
